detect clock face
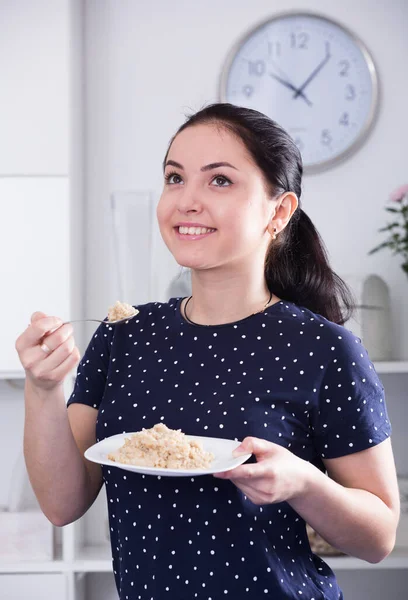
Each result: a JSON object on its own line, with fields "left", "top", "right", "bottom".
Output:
{"left": 220, "top": 13, "right": 378, "bottom": 172}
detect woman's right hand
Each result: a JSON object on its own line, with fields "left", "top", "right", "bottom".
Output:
{"left": 15, "top": 311, "right": 81, "bottom": 391}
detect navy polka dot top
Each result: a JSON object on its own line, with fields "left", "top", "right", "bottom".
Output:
{"left": 67, "top": 298, "right": 392, "bottom": 600}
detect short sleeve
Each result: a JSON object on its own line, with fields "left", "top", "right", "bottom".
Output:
{"left": 312, "top": 328, "right": 392, "bottom": 459}
{"left": 67, "top": 322, "right": 114, "bottom": 410}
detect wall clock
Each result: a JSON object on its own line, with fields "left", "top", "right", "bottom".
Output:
{"left": 219, "top": 12, "right": 379, "bottom": 173}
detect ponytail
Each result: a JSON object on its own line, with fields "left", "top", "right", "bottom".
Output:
{"left": 265, "top": 209, "right": 354, "bottom": 325}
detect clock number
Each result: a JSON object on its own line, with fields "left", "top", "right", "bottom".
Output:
{"left": 242, "top": 85, "right": 254, "bottom": 97}
{"left": 339, "top": 60, "right": 350, "bottom": 76}
{"left": 321, "top": 130, "right": 332, "bottom": 146}
{"left": 345, "top": 84, "right": 356, "bottom": 100}
{"left": 248, "top": 60, "right": 266, "bottom": 76}
{"left": 339, "top": 112, "right": 349, "bottom": 126}
{"left": 290, "top": 32, "right": 309, "bottom": 49}
{"left": 268, "top": 41, "right": 282, "bottom": 57}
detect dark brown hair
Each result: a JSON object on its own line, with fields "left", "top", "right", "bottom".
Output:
{"left": 163, "top": 103, "right": 354, "bottom": 325}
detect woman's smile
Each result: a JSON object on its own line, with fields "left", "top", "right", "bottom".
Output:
{"left": 174, "top": 222, "right": 217, "bottom": 241}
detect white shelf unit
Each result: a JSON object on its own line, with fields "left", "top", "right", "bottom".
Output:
{"left": 6, "top": 545, "right": 407, "bottom": 573}
{"left": 373, "top": 361, "right": 408, "bottom": 373}
{"left": 325, "top": 548, "right": 408, "bottom": 570}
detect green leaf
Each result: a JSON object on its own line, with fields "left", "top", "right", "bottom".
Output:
{"left": 368, "top": 241, "right": 393, "bottom": 255}
{"left": 378, "top": 223, "right": 400, "bottom": 232}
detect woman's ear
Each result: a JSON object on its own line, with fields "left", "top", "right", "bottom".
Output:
{"left": 268, "top": 192, "right": 298, "bottom": 235}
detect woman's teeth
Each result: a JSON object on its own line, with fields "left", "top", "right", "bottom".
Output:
{"left": 178, "top": 226, "right": 216, "bottom": 235}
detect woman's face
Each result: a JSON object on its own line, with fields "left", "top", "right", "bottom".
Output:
{"left": 157, "top": 124, "right": 275, "bottom": 272}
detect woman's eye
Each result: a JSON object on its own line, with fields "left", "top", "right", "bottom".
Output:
{"left": 165, "top": 172, "right": 183, "bottom": 184}
{"left": 212, "top": 175, "right": 232, "bottom": 187}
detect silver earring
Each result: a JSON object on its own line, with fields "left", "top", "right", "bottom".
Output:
{"left": 272, "top": 227, "right": 278, "bottom": 240}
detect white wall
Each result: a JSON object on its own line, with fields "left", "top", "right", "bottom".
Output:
{"left": 83, "top": 0, "right": 408, "bottom": 358}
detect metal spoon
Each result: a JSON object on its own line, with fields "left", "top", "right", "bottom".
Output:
{"left": 64, "top": 314, "right": 139, "bottom": 326}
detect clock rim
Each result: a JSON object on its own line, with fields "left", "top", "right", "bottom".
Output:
{"left": 218, "top": 10, "right": 380, "bottom": 174}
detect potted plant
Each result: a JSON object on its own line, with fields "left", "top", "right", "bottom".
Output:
{"left": 369, "top": 184, "right": 408, "bottom": 274}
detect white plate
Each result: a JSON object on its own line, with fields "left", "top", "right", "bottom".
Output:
{"left": 84, "top": 432, "right": 252, "bottom": 477}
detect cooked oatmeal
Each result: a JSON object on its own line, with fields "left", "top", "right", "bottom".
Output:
{"left": 107, "top": 423, "right": 214, "bottom": 469}
{"left": 107, "top": 300, "right": 139, "bottom": 322}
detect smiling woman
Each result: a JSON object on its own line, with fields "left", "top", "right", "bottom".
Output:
{"left": 17, "top": 103, "right": 399, "bottom": 600}
{"left": 158, "top": 103, "right": 352, "bottom": 326}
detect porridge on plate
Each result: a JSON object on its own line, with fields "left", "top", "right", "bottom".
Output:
{"left": 107, "top": 423, "right": 214, "bottom": 469}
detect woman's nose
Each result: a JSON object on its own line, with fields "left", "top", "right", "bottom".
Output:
{"left": 176, "top": 190, "right": 203, "bottom": 214}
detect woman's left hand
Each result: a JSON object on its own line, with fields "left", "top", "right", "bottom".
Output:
{"left": 213, "top": 436, "right": 313, "bottom": 505}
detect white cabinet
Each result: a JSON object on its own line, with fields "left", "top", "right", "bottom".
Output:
{"left": 0, "top": 0, "right": 69, "bottom": 175}
{"left": 0, "top": 178, "right": 70, "bottom": 374}
{"left": 0, "top": 1, "right": 80, "bottom": 599}
{"left": 0, "top": 573, "right": 67, "bottom": 599}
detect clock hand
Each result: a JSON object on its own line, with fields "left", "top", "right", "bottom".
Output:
{"left": 269, "top": 61, "right": 312, "bottom": 105}
{"left": 293, "top": 42, "right": 331, "bottom": 99}
{"left": 269, "top": 72, "right": 312, "bottom": 106}
{"left": 269, "top": 58, "right": 301, "bottom": 88}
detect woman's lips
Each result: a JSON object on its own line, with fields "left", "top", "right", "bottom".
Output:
{"left": 174, "top": 227, "right": 217, "bottom": 241}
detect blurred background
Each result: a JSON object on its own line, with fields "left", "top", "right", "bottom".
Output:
{"left": 0, "top": 1, "right": 407, "bottom": 598}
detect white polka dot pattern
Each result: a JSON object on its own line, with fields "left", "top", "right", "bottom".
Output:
{"left": 67, "top": 298, "right": 391, "bottom": 599}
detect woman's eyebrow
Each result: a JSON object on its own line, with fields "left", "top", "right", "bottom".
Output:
{"left": 164, "top": 160, "right": 238, "bottom": 171}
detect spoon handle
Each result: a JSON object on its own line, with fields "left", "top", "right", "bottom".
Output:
{"left": 64, "top": 319, "right": 107, "bottom": 324}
